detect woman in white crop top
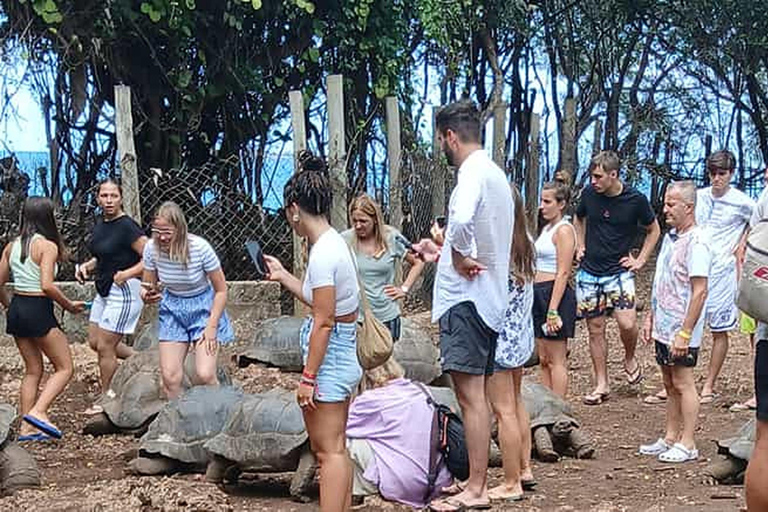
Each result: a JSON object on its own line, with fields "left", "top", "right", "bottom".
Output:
{"left": 264, "top": 151, "right": 361, "bottom": 512}
{"left": 533, "top": 181, "right": 577, "bottom": 398}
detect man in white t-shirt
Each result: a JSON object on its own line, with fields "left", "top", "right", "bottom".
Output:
{"left": 639, "top": 181, "right": 711, "bottom": 463}
{"left": 694, "top": 150, "right": 754, "bottom": 403}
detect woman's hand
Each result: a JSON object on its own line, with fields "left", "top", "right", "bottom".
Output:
{"left": 430, "top": 222, "right": 445, "bottom": 246}
{"left": 264, "top": 255, "right": 287, "bottom": 283}
{"left": 113, "top": 270, "right": 127, "bottom": 286}
{"left": 75, "top": 263, "right": 90, "bottom": 284}
{"left": 296, "top": 381, "right": 316, "bottom": 411}
{"left": 412, "top": 239, "right": 441, "bottom": 263}
{"left": 139, "top": 285, "right": 162, "bottom": 304}
{"left": 545, "top": 313, "right": 563, "bottom": 335}
{"left": 67, "top": 300, "right": 87, "bottom": 314}
{"left": 383, "top": 284, "right": 406, "bottom": 301}
{"left": 198, "top": 324, "right": 218, "bottom": 356}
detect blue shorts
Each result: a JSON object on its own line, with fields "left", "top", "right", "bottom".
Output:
{"left": 300, "top": 317, "right": 362, "bottom": 403}
{"left": 158, "top": 287, "right": 234, "bottom": 344}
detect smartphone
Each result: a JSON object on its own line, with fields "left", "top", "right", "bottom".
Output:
{"left": 84, "top": 301, "right": 93, "bottom": 310}
{"left": 434, "top": 216, "right": 446, "bottom": 229}
{"left": 393, "top": 233, "right": 414, "bottom": 252}
{"left": 245, "top": 240, "right": 268, "bottom": 279}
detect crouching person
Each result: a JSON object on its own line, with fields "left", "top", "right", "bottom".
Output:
{"left": 346, "top": 359, "right": 452, "bottom": 508}
{"left": 639, "top": 181, "right": 711, "bottom": 463}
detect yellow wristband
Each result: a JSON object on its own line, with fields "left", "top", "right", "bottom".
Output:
{"left": 678, "top": 329, "right": 692, "bottom": 340}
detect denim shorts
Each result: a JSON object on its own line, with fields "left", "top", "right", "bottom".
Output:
{"left": 158, "top": 287, "right": 234, "bottom": 344}
{"left": 300, "top": 317, "right": 362, "bottom": 403}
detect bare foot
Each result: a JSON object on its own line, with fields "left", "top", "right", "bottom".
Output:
{"left": 488, "top": 483, "right": 523, "bottom": 500}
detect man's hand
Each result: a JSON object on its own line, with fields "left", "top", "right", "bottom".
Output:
{"left": 412, "top": 239, "right": 441, "bottom": 263}
{"left": 671, "top": 332, "right": 690, "bottom": 360}
{"left": 113, "top": 270, "right": 127, "bottom": 286}
{"left": 620, "top": 253, "right": 647, "bottom": 272}
{"left": 641, "top": 314, "right": 653, "bottom": 344}
{"left": 575, "top": 245, "right": 585, "bottom": 263}
{"left": 451, "top": 249, "right": 486, "bottom": 280}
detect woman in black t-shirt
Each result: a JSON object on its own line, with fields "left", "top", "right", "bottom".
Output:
{"left": 76, "top": 179, "right": 147, "bottom": 414}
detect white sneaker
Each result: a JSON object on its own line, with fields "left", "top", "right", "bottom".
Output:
{"left": 639, "top": 438, "right": 671, "bottom": 456}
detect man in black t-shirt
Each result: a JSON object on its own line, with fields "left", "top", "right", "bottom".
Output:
{"left": 574, "top": 151, "right": 661, "bottom": 406}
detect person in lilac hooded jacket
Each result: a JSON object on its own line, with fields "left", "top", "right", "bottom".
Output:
{"left": 346, "top": 359, "right": 452, "bottom": 508}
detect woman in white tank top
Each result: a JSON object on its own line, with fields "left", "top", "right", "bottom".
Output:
{"left": 533, "top": 181, "right": 577, "bottom": 398}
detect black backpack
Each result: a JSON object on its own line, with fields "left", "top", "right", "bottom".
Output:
{"left": 415, "top": 383, "right": 470, "bottom": 495}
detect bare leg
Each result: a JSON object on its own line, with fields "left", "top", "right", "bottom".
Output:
{"left": 14, "top": 338, "right": 43, "bottom": 436}
{"left": 747, "top": 419, "right": 768, "bottom": 511}
{"left": 159, "top": 342, "right": 189, "bottom": 399}
{"left": 538, "top": 338, "right": 568, "bottom": 397}
{"left": 613, "top": 308, "right": 640, "bottom": 376}
{"left": 513, "top": 369, "right": 533, "bottom": 481}
{"left": 672, "top": 366, "right": 699, "bottom": 449}
{"left": 661, "top": 366, "right": 681, "bottom": 445}
{"left": 96, "top": 328, "right": 124, "bottom": 391}
{"left": 486, "top": 369, "right": 523, "bottom": 499}
{"left": 702, "top": 331, "right": 729, "bottom": 397}
{"left": 194, "top": 339, "right": 219, "bottom": 386}
{"left": 586, "top": 316, "right": 610, "bottom": 395}
{"left": 432, "top": 372, "right": 490, "bottom": 509}
{"left": 303, "top": 400, "right": 352, "bottom": 512}
{"left": 26, "top": 328, "right": 74, "bottom": 429}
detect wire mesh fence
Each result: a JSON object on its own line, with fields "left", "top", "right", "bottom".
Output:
{"left": 137, "top": 160, "right": 293, "bottom": 282}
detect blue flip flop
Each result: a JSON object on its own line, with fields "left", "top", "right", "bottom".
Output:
{"left": 22, "top": 415, "right": 62, "bottom": 439}
{"left": 18, "top": 432, "right": 52, "bottom": 442}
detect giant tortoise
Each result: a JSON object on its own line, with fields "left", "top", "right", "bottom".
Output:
{"left": 431, "top": 380, "right": 594, "bottom": 463}
{"left": 522, "top": 381, "right": 594, "bottom": 462}
{"left": 239, "top": 316, "right": 441, "bottom": 384}
{"left": 128, "top": 386, "right": 244, "bottom": 475}
{"left": 203, "top": 388, "right": 317, "bottom": 502}
{"left": 0, "top": 403, "right": 40, "bottom": 496}
{"left": 704, "top": 418, "right": 755, "bottom": 484}
{"left": 83, "top": 348, "right": 231, "bottom": 436}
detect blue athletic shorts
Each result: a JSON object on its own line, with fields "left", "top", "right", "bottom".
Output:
{"left": 158, "top": 287, "right": 234, "bottom": 344}
{"left": 300, "top": 317, "right": 362, "bottom": 403}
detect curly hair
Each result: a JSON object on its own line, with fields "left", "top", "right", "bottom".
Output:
{"left": 283, "top": 150, "right": 331, "bottom": 216}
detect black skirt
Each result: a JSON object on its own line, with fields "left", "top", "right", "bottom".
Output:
{"left": 6, "top": 295, "right": 60, "bottom": 338}
{"left": 533, "top": 280, "right": 577, "bottom": 339}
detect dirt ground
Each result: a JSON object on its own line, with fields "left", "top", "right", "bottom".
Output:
{"left": 0, "top": 265, "right": 757, "bottom": 512}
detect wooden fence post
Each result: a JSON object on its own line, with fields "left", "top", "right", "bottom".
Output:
{"left": 526, "top": 113, "right": 541, "bottom": 230}
{"left": 289, "top": 90, "right": 308, "bottom": 315}
{"left": 431, "top": 107, "right": 447, "bottom": 219}
{"left": 386, "top": 96, "right": 402, "bottom": 230}
{"left": 492, "top": 103, "right": 507, "bottom": 168}
{"left": 327, "top": 75, "right": 347, "bottom": 230}
{"left": 115, "top": 85, "right": 141, "bottom": 221}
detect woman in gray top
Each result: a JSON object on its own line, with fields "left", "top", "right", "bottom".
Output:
{"left": 342, "top": 194, "right": 424, "bottom": 341}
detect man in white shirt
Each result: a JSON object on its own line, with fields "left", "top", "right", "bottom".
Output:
{"left": 695, "top": 150, "right": 754, "bottom": 403}
{"left": 419, "top": 100, "right": 514, "bottom": 511}
{"left": 639, "top": 181, "right": 711, "bottom": 463}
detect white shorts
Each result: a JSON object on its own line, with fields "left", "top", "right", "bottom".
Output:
{"left": 89, "top": 278, "right": 143, "bottom": 335}
{"left": 706, "top": 266, "right": 739, "bottom": 332}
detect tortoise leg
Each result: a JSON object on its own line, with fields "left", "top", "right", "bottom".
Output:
{"left": 205, "top": 455, "right": 234, "bottom": 484}
{"left": 703, "top": 457, "right": 748, "bottom": 485}
{"left": 82, "top": 413, "right": 120, "bottom": 436}
{"left": 0, "top": 444, "right": 41, "bottom": 495}
{"left": 289, "top": 446, "right": 317, "bottom": 503}
{"left": 568, "top": 429, "right": 595, "bottom": 459}
{"left": 533, "top": 426, "right": 559, "bottom": 462}
{"left": 128, "top": 456, "right": 178, "bottom": 475}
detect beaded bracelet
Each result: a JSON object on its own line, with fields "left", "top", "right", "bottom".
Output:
{"left": 300, "top": 375, "right": 316, "bottom": 387}
{"left": 547, "top": 309, "right": 560, "bottom": 319}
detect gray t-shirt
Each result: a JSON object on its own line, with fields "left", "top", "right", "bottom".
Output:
{"left": 341, "top": 227, "right": 407, "bottom": 323}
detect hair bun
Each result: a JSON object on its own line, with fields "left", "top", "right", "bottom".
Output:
{"left": 297, "top": 150, "right": 328, "bottom": 173}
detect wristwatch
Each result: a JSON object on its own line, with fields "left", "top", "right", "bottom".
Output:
{"left": 400, "top": 285, "right": 410, "bottom": 294}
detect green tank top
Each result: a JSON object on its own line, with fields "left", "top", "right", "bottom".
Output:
{"left": 10, "top": 235, "right": 57, "bottom": 293}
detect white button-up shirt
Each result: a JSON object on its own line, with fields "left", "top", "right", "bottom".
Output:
{"left": 432, "top": 149, "right": 514, "bottom": 332}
